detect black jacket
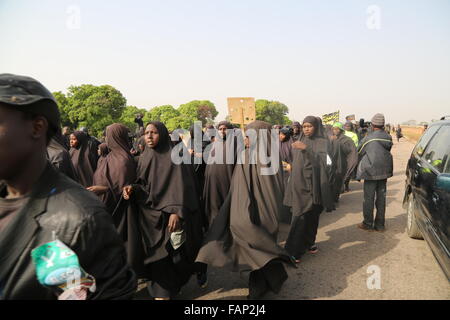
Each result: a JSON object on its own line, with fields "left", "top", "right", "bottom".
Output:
{"left": 356, "top": 130, "right": 393, "bottom": 180}
{"left": 0, "top": 163, "right": 137, "bottom": 300}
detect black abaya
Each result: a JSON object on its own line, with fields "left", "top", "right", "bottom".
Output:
{"left": 330, "top": 133, "right": 358, "bottom": 202}
{"left": 116, "top": 122, "right": 203, "bottom": 299}
{"left": 283, "top": 116, "right": 333, "bottom": 259}
{"left": 69, "top": 131, "right": 97, "bottom": 187}
{"left": 202, "top": 123, "right": 237, "bottom": 227}
{"left": 196, "top": 120, "right": 295, "bottom": 299}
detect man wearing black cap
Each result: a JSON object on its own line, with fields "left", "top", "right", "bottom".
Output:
{"left": 0, "top": 74, "right": 136, "bottom": 299}
{"left": 356, "top": 113, "right": 393, "bottom": 232}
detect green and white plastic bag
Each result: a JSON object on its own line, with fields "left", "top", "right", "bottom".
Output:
{"left": 31, "top": 237, "right": 96, "bottom": 299}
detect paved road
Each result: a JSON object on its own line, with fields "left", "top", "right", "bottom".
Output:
{"left": 135, "top": 137, "right": 450, "bottom": 300}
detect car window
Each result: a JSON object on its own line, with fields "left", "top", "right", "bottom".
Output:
{"left": 413, "top": 125, "right": 440, "bottom": 157}
{"left": 423, "top": 125, "right": 450, "bottom": 173}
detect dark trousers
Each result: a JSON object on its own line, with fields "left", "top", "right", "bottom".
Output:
{"left": 285, "top": 205, "right": 323, "bottom": 259}
{"left": 363, "top": 179, "right": 387, "bottom": 229}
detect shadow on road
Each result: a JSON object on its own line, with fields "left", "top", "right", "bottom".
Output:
{"left": 270, "top": 214, "right": 405, "bottom": 299}
{"left": 134, "top": 177, "right": 409, "bottom": 300}
{"left": 278, "top": 180, "right": 403, "bottom": 236}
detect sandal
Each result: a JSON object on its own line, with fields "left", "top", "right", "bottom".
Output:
{"left": 291, "top": 256, "right": 301, "bottom": 264}
{"left": 308, "top": 245, "right": 318, "bottom": 254}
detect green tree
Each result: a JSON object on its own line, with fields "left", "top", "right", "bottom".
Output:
{"left": 165, "top": 116, "right": 194, "bottom": 132}
{"left": 119, "top": 105, "right": 148, "bottom": 131}
{"left": 255, "top": 99, "right": 290, "bottom": 125}
{"left": 144, "top": 105, "right": 180, "bottom": 124}
{"left": 178, "top": 100, "right": 218, "bottom": 126}
{"left": 64, "top": 84, "right": 127, "bottom": 137}
{"left": 52, "top": 91, "right": 72, "bottom": 128}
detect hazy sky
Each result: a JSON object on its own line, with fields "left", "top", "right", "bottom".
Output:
{"left": 1, "top": 0, "right": 449, "bottom": 124}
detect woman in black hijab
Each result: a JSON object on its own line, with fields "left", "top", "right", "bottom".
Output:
{"left": 121, "top": 121, "right": 204, "bottom": 300}
{"left": 330, "top": 123, "right": 358, "bottom": 204}
{"left": 202, "top": 121, "right": 236, "bottom": 226}
{"left": 196, "top": 120, "right": 295, "bottom": 300}
{"left": 283, "top": 116, "right": 333, "bottom": 263}
{"left": 187, "top": 124, "right": 212, "bottom": 287}
{"left": 188, "top": 124, "right": 211, "bottom": 195}
{"left": 291, "top": 121, "right": 302, "bottom": 141}
{"left": 97, "top": 143, "right": 109, "bottom": 159}
{"left": 47, "top": 131, "right": 78, "bottom": 182}
{"left": 279, "top": 127, "right": 294, "bottom": 164}
{"left": 279, "top": 126, "right": 294, "bottom": 224}
{"left": 69, "top": 131, "right": 97, "bottom": 187}
{"left": 88, "top": 124, "right": 136, "bottom": 215}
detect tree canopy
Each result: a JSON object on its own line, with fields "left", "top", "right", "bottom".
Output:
{"left": 144, "top": 101, "right": 218, "bottom": 131}
{"left": 178, "top": 100, "right": 218, "bottom": 127}
{"left": 53, "top": 83, "right": 293, "bottom": 136}
{"left": 255, "top": 99, "right": 291, "bottom": 125}
{"left": 53, "top": 84, "right": 127, "bottom": 137}
{"left": 119, "top": 105, "right": 148, "bottom": 131}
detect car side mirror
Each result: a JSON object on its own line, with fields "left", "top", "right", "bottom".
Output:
{"left": 436, "top": 173, "right": 450, "bottom": 192}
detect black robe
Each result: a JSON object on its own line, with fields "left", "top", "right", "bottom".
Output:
{"left": 115, "top": 122, "right": 203, "bottom": 298}
{"left": 188, "top": 129, "right": 211, "bottom": 231}
{"left": 92, "top": 124, "right": 136, "bottom": 215}
{"left": 283, "top": 117, "right": 334, "bottom": 259}
{"left": 330, "top": 133, "right": 358, "bottom": 201}
{"left": 196, "top": 121, "right": 295, "bottom": 299}
{"left": 202, "top": 135, "right": 237, "bottom": 227}
{"left": 279, "top": 136, "right": 294, "bottom": 224}
{"left": 283, "top": 134, "right": 334, "bottom": 217}
{"left": 69, "top": 131, "right": 97, "bottom": 187}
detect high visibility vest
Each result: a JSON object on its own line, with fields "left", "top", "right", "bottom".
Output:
{"left": 345, "top": 131, "right": 359, "bottom": 147}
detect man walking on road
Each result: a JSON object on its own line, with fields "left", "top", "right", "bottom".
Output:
{"left": 356, "top": 113, "right": 393, "bottom": 232}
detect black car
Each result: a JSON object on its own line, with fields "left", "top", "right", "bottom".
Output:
{"left": 403, "top": 118, "right": 450, "bottom": 281}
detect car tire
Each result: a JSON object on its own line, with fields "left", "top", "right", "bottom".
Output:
{"left": 407, "top": 194, "right": 423, "bottom": 239}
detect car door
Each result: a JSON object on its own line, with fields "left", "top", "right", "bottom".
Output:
{"left": 420, "top": 124, "right": 450, "bottom": 254}
{"left": 407, "top": 125, "right": 440, "bottom": 207}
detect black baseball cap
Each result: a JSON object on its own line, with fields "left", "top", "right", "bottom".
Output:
{"left": 0, "top": 73, "right": 61, "bottom": 136}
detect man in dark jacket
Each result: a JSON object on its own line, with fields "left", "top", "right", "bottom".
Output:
{"left": 356, "top": 113, "right": 393, "bottom": 232}
{"left": 0, "top": 74, "right": 137, "bottom": 299}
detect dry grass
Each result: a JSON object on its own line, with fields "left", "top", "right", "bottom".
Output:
{"left": 400, "top": 126, "right": 425, "bottom": 142}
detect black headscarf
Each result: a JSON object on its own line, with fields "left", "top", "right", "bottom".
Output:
{"left": 70, "top": 131, "right": 96, "bottom": 187}
{"left": 188, "top": 124, "right": 210, "bottom": 188}
{"left": 283, "top": 116, "right": 333, "bottom": 215}
{"left": 118, "top": 121, "right": 203, "bottom": 279}
{"left": 136, "top": 121, "right": 200, "bottom": 224}
{"left": 216, "top": 121, "right": 233, "bottom": 141}
{"left": 291, "top": 121, "right": 302, "bottom": 141}
{"left": 197, "top": 120, "right": 294, "bottom": 298}
{"left": 279, "top": 127, "right": 293, "bottom": 164}
{"left": 93, "top": 124, "right": 136, "bottom": 214}
{"left": 98, "top": 143, "right": 109, "bottom": 157}
{"left": 203, "top": 121, "right": 237, "bottom": 226}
